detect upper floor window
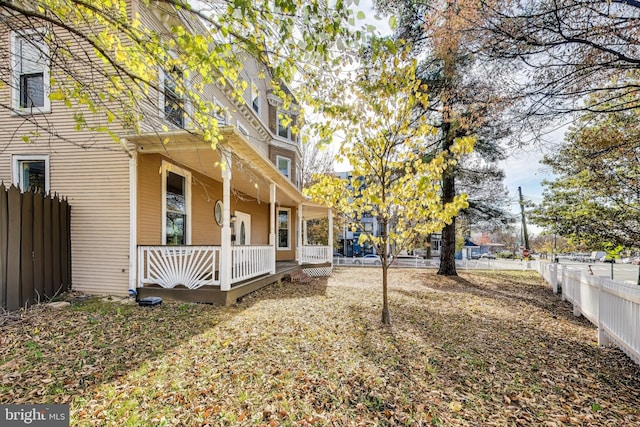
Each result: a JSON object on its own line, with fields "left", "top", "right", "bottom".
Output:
{"left": 12, "top": 155, "right": 49, "bottom": 193}
{"left": 276, "top": 156, "right": 291, "bottom": 179}
{"left": 277, "top": 110, "right": 291, "bottom": 139}
{"left": 163, "top": 67, "right": 184, "bottom": 128}
{"left": 251, "top": 80, "right": 261, "bottom": 115}
{"left": 12, "top": 30, "right": 50, "bottom": 114}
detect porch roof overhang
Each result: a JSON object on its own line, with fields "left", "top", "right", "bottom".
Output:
{"left": 125, "top": 128, "right": 329, "bottom": 218}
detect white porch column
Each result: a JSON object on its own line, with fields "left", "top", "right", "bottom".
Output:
{"left": 303, "top": 219, "right": 308, "bottom": 245}
{"left": 269, "top": 183, "right": 276, "bottom": 274}
{"left": 328, "top": 208, "right": 333, "bottom": 263}
{"left": 220, "top": 154, "right": 232, "bottom": 291}
{"left": 128, "top": 152, "right": 138, "bottom": 292}
{"left": 297, "top": 203, "right": 303, "bottom": 265}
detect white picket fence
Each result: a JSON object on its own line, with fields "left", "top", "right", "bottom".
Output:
{"left": 538, "top": 262, "right": 640, "bottom": 365}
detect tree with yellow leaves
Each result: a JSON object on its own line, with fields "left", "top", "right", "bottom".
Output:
{"left": 306, "top": 41, "right": 474, "bottom": 325}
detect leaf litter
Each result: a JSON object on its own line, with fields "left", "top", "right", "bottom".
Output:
{"left": 1, "top": 268, "right": 639, "bottom": 426}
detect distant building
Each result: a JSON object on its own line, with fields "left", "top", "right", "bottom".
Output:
{"left": 333, "top": 171, "right": 442, "bottom": 258}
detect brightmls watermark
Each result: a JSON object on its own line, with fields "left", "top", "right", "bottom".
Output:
{"left": 1, "top": 405, "right": 69, "bottom": 426}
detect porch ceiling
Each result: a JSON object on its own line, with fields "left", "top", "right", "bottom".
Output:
{"left": 126, "top": 128, "right": 312, "bottom": 208}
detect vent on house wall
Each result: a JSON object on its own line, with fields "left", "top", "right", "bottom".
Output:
{"left": 237, "top": 122, "right": 249, "bottom": 136}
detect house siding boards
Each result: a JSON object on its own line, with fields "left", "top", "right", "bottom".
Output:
{"left": 0, "top": 13, "right": 134, "bottom": 296}
{"left": 136, "top": 153, "right": 163, "bottom": 245}
{"left": 0, "top": 117, "right": 131, "bottom": 297}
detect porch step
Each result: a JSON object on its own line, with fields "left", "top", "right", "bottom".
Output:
{"left": 286, "top": 268, "right": 315, "bottom": 284}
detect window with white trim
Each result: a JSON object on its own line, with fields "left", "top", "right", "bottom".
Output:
{"left": 277, "top": 208, "right": 291, "bottom": 250}
{"left": 11, "top": 30, "right": 50, "bottom": 114}
{"left": 277, "top": 110, "right": 291, "bottom": 139}
{"left": 251, "top": 80, "right": 261, "bottom": 115}
{"left": 162, "top": 67, "right": 185, "bottom": 128}
{"left": 276, "top": 156, "right": 291, "bottom": 179}
{"left": 162, "top": 162, "right": 191, "bottom": 245}
{"left": 12, "top": 155, "right": 49, "bottom": 193}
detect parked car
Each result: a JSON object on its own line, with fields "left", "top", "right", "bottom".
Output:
{"left": 353, "top": 254, "right": 382, "bottom": 265}
{"left": 480, "top": 253, "right": 496, "bottom": 260}
{"left": 632, "top": 258, "right": 640, "bottom": 265}
{"left": 601, "top": 256, "right": 616, "bottom": 263}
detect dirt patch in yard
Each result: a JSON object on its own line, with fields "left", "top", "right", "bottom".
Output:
{"left": 1, "top": 268, "right": 639, "bottom": 426}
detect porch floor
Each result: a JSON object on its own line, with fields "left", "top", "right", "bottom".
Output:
{"left": 137, "top": 261, "right": 328, "bottom": 306}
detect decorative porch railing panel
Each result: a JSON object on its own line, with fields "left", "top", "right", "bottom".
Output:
{"left": 231, "top": 245, "right": 273, "bottom": 284}
{"left": 300, "top": 245, "right": 332, "bottom": 264}
{"left": 138, "top": 246, "right": 220, "bottom": 289}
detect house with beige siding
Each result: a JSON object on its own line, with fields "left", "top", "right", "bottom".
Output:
{"left": 0, "top": 1, "right": 332, "bottom": 305}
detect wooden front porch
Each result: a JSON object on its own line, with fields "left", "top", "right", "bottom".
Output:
{"left": 136, "top": 244, "right": 332, "bottom": 306}
{"left": 137, "top": 260, "right": 330, "bottom": 306}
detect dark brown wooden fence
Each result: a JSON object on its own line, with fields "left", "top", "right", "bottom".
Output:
{"left": 0, "top": 183, "right": 71, "bottom": 311}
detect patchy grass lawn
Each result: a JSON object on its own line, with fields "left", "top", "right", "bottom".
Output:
{"left": 1, "top": 268, "right": 639, "bottom": 426}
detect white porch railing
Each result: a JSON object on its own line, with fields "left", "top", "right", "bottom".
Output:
{"left": 538, "top": 262, "right": 640, "bottom": 366}
{"left": 232, "top": 245, "right": 274, "bottom": 284}
{"left": 138, "top": 246, "right": 220, "bottom": 289}
{"left": 300, "top": 245, "right": 332, "bottom": 264}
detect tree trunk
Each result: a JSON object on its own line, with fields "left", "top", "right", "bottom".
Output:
{"left": 437, "top": 108, "right": 458, "bottom": 276}
{"left": 438, "top": 217, "right": 457, "bottom": 276}
{"left": 381, "top": 263, "right": 391, "bottom": 325}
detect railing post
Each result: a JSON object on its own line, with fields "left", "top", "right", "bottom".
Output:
{"left": 561, "top": 267, "right": 567, "bottom": 301}
{"left": 328, "top": 208, "right": 333, "bottom": 264}
{"left": 597, "top": 277, "right": 611, "bottom": 347}
{"left": 297, "top": 203, "right": 302, "bottom": 265}
{"left": 551, "top": 263, "right": 558, "bottom": 294}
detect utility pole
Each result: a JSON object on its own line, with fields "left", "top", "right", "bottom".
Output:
{"left": 518, "top": 186, "right": 530, "bottom": 250}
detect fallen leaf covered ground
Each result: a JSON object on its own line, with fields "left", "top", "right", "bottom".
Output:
{"left": 1, "top": 268, "right": 639, "bottom": 426}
